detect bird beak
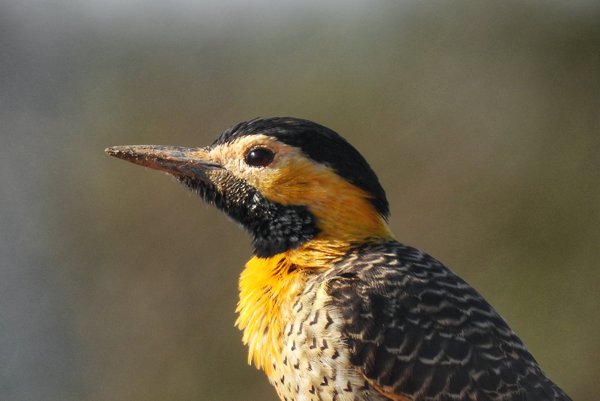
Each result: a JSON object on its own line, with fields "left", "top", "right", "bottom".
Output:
{"left": 105, "top": 145, "right": 223, "bottom": 177}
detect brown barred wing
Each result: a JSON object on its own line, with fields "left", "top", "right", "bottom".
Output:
{"left": 326, "top": 241, "right": 572, "bottom": 401}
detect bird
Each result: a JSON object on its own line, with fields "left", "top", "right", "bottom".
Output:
{"left": 106, "top": 117, "right": 572, "bottom": 401}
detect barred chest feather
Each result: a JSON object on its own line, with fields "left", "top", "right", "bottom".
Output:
{"left": 268, "top": 273, "right": 387, "bottom": 401}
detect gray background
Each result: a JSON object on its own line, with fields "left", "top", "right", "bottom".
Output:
{"left": 1, "top": 1, "right": 599, "bottom": 400}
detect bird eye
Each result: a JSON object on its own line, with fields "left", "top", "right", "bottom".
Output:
{"left": 244, "top": 147, "right": 275, "bottom": 167}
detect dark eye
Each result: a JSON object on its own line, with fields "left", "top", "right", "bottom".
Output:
{"left": 244, "top": 147, "right": 275, "bottom": 167}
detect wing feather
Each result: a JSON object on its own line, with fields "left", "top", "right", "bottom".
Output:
{"left": 326, "top": 241, "right": 572, "bottom": 401}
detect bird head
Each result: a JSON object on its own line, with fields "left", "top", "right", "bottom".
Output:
{"left": 106, "top": 117, "right": 392, "bottom": 259}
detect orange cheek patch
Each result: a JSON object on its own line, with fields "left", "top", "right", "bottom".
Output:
{"left": 258, "top": 160, "right": 392, "bottom": 241}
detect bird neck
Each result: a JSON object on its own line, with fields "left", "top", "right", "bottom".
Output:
{"left": 235, "top": 228, "right": 394, "bottom": 375}
{"left": 235, "top": 252, "right": 305, "bottom": 376}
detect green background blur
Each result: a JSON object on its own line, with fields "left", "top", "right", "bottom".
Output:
{"left": 1, "top": 1, "right": 599, "bottom": 400}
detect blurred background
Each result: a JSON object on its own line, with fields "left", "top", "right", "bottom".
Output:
{"left": 1, "top": 1, "right": 599, "bottom": 400}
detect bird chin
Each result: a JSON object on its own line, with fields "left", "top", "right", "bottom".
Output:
{"left": 175, "top": 175, "right": 216, "bottom": 204}
{"left": 176, "top": 173, "right": 319, "bottom": 258}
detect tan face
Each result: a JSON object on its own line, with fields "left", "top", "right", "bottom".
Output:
{"left": 106, "top": 129, "right": 392, "bottom": 257}
{"left": 207, "top": 134, "right": 391, "bottom": 241}
{"left": 207, "top": 135, "right": 297, "bottom": 185}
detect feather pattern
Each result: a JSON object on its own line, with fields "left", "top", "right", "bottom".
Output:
{"left": 324, "top": 240, "right": 572, "bottom": 401}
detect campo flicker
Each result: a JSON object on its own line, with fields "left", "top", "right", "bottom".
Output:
{"left": 106, "top": 117, "right": 572, "bottom": 401}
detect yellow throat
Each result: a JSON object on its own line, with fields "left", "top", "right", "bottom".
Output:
{"left": 235, "top": 198, "right": 393, "bottom": 376}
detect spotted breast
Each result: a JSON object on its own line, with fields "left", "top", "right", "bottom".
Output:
{"left": 270, "top": 272, "right": 389, "bottom": 401}
{"left": 269, "top": 240, "right": 570, "bottom": 401}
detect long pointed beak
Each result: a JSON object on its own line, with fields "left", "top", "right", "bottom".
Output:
{"left": 105, "top": 145, "right": 223, "bottom": 176}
